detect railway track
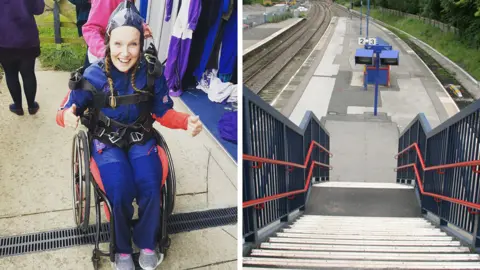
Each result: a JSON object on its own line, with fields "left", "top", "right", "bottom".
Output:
{"left": 243, "top": 1, "right": 333, "bottom": 104}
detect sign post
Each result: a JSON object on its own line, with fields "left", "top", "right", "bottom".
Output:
{"left": 366, "top": 0, "right": 370, "bottom": 39}
{"left": 355, "top": 37, "right": 399, "bottom": 116}
{"left": 360, "top": 0, "right": 363, "bottom": 35}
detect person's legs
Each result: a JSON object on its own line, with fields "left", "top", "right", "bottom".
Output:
{"left": 128, "top": 138, "right": 162, "bottom": 249}
{"left": 92, "top": 146, "right": 137, "bottom": 255}
{"left": 128, "top": 138, "right": 163, "bottom": 269}
{"left": 18, "top": 56, "right": 39, "bottom": 113}
{"left": 1, "top": 59, "right": 24, "bottom": 115}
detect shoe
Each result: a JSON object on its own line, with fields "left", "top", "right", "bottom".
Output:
{"left": 28, "top": 102, "right": 39, "bottom": 115}
{"left": 169, "top": 89, "right": 183, "bottom": 97}
{"left": 139, "top": 249, "right": 164, "bottom": 270}
{"left": 9, "top": 104, "right": 24, "bottom": 116}
{"left": 112, "top": 253, "right": 135, "bottom": 270}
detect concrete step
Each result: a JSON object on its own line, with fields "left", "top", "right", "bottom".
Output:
{"left": 268, "top": 237, "right": 461, "bottom": 246}
{"left": 243, "top": 257, "right": 480, "bottom": 269}
{"left": 244, "top": 214, "right": 480, "bottom": 269}
{"left": 259, "top": 242, "right": 471, "bottom": 252}
{"left": 282, "top": 228, "right": 447, "bottom": 236}
{"left": 250, "top": 249, "right": 480, "bottom": 261}
{"left": 276, "top": 232, "right": 454, "bottom": 241}
{"left": 305, "top": 185, "right": 421, "bottom": 217}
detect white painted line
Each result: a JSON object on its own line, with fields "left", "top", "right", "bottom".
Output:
{"left": 313, "top": 181, "right": 413, "bottom": 189}
{"left": 289, "top": 77, "right": 336, "bottom": 125}
{"left": 270, "top": 17, "right": 338, "bottom": 107}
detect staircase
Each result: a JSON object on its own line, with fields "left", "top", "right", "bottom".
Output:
{"left": 243, "top": 213, "right": 480, "bottom": 269}
{"left": 243, "top": 87, "right": 480, "bottom": 269}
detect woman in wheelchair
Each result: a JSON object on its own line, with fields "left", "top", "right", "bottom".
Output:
{"left": 56, "top": 3, "right": 202, "bottom": 270}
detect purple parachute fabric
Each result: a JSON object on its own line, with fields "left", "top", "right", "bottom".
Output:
{"left": 218, "top": 111, "right": 237, "bottom": 144}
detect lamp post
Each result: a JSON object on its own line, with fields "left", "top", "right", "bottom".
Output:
{"left": 360, "top": 0, "right": 363, "bottom": 35}
{"left": 366, "top": 0, "right": 370, "bottom": 39}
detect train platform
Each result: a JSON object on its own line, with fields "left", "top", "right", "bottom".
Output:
{"left": 0, "top": 66, "right": 237, "bottom": 269}
{"left": 283, "top": 13, "right": 459, "bottom": 131}
{"left": 243, "top": 18, "right": 303, "bottom": 55}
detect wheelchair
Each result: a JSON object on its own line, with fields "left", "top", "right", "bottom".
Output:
{"left": 71, "top": 125, "right": 176, "bottom": 269}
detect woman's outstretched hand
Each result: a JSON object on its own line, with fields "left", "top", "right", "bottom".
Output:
{"left": 187, "top": 115, "right": 203, "bottom": 137}
{"left": 143, "top": 24, "right": 152, "bottom": 39}
{"left": 64, "top": 104, "right": 80, "bottom": 129}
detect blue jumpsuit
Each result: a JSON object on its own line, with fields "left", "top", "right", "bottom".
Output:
{"left": 61, "top": 59, "right": 173, "bottom": 254}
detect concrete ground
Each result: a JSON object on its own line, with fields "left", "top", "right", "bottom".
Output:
{"left": 284, "top": 15, "right": 459, "bottom": 183}
{"left": 0, "top": 64, "right": 238, "bottom": 269}
{"left": 288, "top": 16, "right": 458, "bottom": 131}
{"left": 243, "top": 18, "right": 302, "bottom": 52}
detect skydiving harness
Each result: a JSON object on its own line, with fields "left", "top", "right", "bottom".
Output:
{"left": 69, "top": 44, "right": 165, "bottom": 150}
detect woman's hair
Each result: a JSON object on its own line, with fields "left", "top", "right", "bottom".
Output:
{"left": 103, "top": 34, "right": 149, "bottom": 106}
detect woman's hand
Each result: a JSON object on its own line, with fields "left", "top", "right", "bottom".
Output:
{"left": 143, "top": 24, "right": 152, "bottom": 39}
{"left": 187, "top": 115, "right": 203, "bottom": 137}
{"left": 64, "top": 104, "right": 80, "bottom": 129}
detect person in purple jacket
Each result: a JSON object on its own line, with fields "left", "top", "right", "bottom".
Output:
{"left": 0, "top": 0, "right": 45, "bottom": 115}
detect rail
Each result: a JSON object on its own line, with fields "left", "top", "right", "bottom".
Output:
{"left": 243, "top": 140, "right": 333, "bottom": 208}
{"left": 243, "top": 86, "right": 331, "bottom": 244}
{"left": 396, "top": 98, "right": 480, "bottom": 248}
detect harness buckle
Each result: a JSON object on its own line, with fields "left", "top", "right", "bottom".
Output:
{"left": 130, "top": 131, "right": 144, "bottom": 143}
{"left": 107, "top": 132, "right": 122, "bottom": 144}
{"left": 109, "top": 96, "right": 117, "bottom": 108}
{"left": 97, "top": 128, "right": 105, "bottom": 138}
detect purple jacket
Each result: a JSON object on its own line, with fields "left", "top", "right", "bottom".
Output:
{"left": 0, "top": 0, "right": 45, "bottom": 49}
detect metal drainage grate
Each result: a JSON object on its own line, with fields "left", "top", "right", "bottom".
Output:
{"left": 0, "top": 207, "right": 236, "bottom": 257}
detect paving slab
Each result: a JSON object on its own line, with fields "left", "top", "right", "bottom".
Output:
{"left": 287, "top": 15, "right": 456, "bottom": 131}
{"left": 243, "top": 18, "right": 303, "bottom": 52}
{"left": 0, "top": 226, "right": 237, "bottom": 270}
{"left": 0, "top": 66, "right": 237, "bottom": 267}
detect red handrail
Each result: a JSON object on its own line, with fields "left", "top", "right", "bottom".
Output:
{"left": 395, "top": 142, "right": 480, "bottom": 210}
{"left": 243, "top": 141, "right": 333, "bottom": 208}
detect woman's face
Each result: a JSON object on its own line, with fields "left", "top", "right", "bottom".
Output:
{"left": 109, "top": 26, "right": 141, "bottom": 72}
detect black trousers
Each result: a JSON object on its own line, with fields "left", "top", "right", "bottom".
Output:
{"left": 0, "top": 56, "right": 37, "bottom": 108}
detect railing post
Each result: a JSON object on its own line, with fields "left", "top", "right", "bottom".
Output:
{"left": 473, "top": 214, "right": 480, "bottom": 250}
{"left": 243, "top": 95, "right": 259, "bottom": 244}
{"left": 439, "top": 126, "right": 451, "bottom": 226}
{"left": 281, "top": 123, "right": 290, "bottom": 222}
{"left": 53, "top": 0, "right": 62, "bottom": 44}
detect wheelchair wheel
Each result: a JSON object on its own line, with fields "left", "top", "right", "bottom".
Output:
{"left": 72, "top": 130, "right": 91, "bottom": 231}
{"left": 154, "top": 130, "right": 176, "bottom": 217}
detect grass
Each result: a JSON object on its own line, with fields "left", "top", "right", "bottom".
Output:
{"left": 35, "top": 4, "right": 86, "bottom": 71}
{"left": 386, "top": 26, "right": 474, "bottom": 109}
{"left": 350, "top": 7, "right": 480, "bottom": 80}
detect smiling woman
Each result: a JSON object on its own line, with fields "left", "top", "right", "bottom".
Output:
{"left": 55, "top": 2, "right": 203, "bottom": 269}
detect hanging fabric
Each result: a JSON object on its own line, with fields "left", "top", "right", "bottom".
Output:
{"left": 164, "top": 0, "right": 202, "bottom": 96}
{"left": 192, "top": 0, "right": 230, "bottom": 81}
{"left": 218, "top": 0, "right": 237, "bottom": 82}
{"left": 180, "top": 0, "right": 223, "bottom": 90}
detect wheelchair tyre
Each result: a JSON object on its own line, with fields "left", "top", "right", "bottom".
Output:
{"left": 154, "top": 130, "right": 176, "bottom": 217}
{"left": 72, "top": 130, "right": 91, "bottom": 231}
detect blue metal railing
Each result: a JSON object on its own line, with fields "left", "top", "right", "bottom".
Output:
{"left": 396, "top": 100, "right": 480, "bottom": 248}
{"left": 243, "top": 86, "right": 331, "bottom": 244}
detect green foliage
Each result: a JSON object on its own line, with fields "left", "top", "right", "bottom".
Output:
{"left": 266, "top": 12, "right": 293, "bottom": 23}
{"left": 370, "top": 8, "right": 480, "bottom": 79}
{"left": 375, "top": 0, "right": 480, "bottom": 48}
{"left": 35, "top": 6, "right": 86, "bottom": 71}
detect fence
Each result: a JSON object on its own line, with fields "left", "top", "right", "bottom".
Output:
{"left": 396, "top": 98, "right": 480, "bottom": 248}
{"left": 243, "top": 86, "right": 331, "bottom": 244}
{"left": 38, "top": 0, "right": 85, "bottom": 45}
{"left": 243, "top": 10, "right": 294, "bottom": 28}
{"left": 378, "top": 7, "right": 459, "bottom": 35}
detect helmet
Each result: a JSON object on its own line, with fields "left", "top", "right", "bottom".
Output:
{"left": 105, "top": 1, "right": 145, "bottom": 49}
